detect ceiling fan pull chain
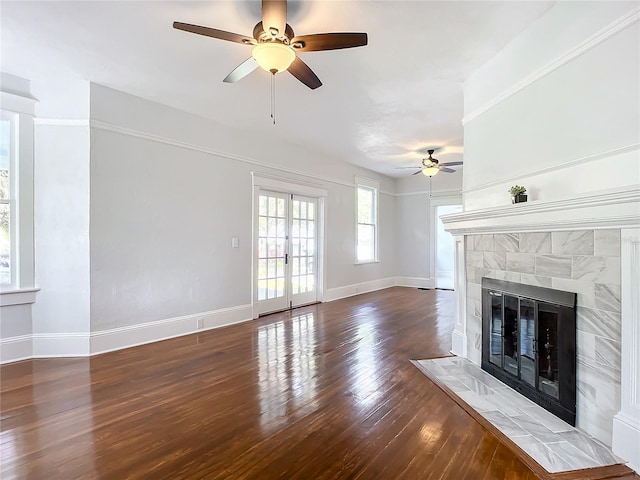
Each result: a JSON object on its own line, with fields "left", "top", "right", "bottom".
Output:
{"left": 270, "top": 73, "right": 274, "bottom": 124}
{"left": 429, "top": 176, "right": 433, "bottom": 197}
{"left": 269, "top": 72, "right": 277, "bottom": 125}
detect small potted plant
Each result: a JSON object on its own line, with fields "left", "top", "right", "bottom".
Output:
{"left": 509, "top": 185, "right": 527, "bottom": 203}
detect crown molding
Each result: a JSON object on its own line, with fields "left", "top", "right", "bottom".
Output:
{"left": 34, "top": 118, "right": 89, "bottom": 126}
{"left": 1, "top": 91, "right": 38, "bottom": 116}
{"left": 462, "top": 7, "right": 640, "bottom": 126}
{"left": 462, "top": 143, "right": 640, "bottom": 195}
{"left": 442, "top": 186, "right": 640, "bottom": 235}
{"left": 89, "top": 119, "right": 396, "bottom": 196}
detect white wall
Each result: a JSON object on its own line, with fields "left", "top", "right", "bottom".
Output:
{"left": 33, "top": 125, "right": 90, "bottom": 336}
{"left": 89, "top": 84, "right": 397, "bottom": 332}
{"left": 463, "top": 2, "right": 639, "bottom": 210}
{"left": 459, "top": 0, "right": 640, "bottom": 451}
{"left": 395, "top": 172, "right": 462, "bottom": 286}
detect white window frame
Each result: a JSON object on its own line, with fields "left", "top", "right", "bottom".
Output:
{"left": 0, "top": 110, "right": 18, "bottom": 288}
{"left": 355, "top": 176, "right": 379, "bottom": 264}
{"left": 0, "top": 78, "right": 37, "bottom": 305}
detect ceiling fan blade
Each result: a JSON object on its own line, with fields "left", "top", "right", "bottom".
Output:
{"left": 412, "top": 170, "right": 423, "bottom": 176}
{"left": 262, "top": 0, "right": 287, "bottom": 37}
{"left": 173, "top": 22, "right": 254, "bottom": 45}
{"left": 291, "top": 33, "right": 368, "bottom": 52}
{"left": 288, "top": 57, "right": 322, "bottom": 89}
{"left": 439, "top": 161, "right": 463, "bottom": 167}
{"left": 223, "top": 57, "right": 259, "bottom": 83}
{"left": 441, "top": 168, "right": 456, "bottom": 173}
{"left": 395, "top": 166, "right": 422, "bottom": 169}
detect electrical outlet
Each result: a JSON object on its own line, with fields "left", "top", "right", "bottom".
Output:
{"left": 197, "top": 318, "right": 204, "bottom": 329}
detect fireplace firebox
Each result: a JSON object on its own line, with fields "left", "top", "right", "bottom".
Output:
{"left": 481, "top": 277, "right": 577, "bottom": 425}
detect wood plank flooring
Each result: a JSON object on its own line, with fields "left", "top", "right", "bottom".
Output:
{"left": 0, "top": 287, "right": 636, "bottom": 479}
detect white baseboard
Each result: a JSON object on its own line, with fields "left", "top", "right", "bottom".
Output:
{"left": 1, "top": 304, "right": 253, "bottom": 363}
{"left": 613, "top": 412, "right": 640, "bottom": 473}
{"left": 32, "top": 333, "right": 90, "bottom": 358}
{"left": 90, "top": 304, "right": 253, "bottom": 355}
{"left": 324, "top": 277, "right": 397, "bottom": 302}
{"left": 324, "top": 277, "right": 442, "bottom": 302}
{"left": 394, "top": 277, "right": 434, "bottom": 289}
{"left": 0, "top": 334, "right": 32, "bottom": 363}
{"left": 451, "top": 329, "right": 467, "bottom": 357}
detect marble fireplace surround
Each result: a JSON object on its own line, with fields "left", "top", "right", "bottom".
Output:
{"left": 441, "top": 186, "right": 640, "bottom": 472}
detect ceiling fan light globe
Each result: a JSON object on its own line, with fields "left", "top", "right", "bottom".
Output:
{"left": 252, "top": 43, "right": 296, "bottom": 73}
{"left": 422, "top": 166, "right": 440, "bottom": 177}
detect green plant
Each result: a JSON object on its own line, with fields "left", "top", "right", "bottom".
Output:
{"left": 509, "top": 185, "right": 527, "bottom": 196}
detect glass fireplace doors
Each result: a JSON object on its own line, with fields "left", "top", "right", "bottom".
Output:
{"left": 481, "top": 278, "right": 576, "bottom": 425}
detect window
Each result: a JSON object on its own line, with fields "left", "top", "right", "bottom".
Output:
{"left": 356, "top": 178, "right": 378, "bottom": 263}
{"left": 0, "top": 74, "right": 36, "bottom": 300}
{"left": 0, "top": 112, "right": 15, "bottom": 286}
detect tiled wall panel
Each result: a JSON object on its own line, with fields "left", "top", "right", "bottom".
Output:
{"left": 466, "top": 229, "right": 621, "bottom": 446}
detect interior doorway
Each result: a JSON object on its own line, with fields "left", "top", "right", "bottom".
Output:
{"left": 431, "top": 202, "right": 462, "bottom": 290}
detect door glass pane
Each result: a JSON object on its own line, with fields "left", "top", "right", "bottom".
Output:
{"left": 291, "top": 199, "right": 316, "bottom": 296}
{"left": 520, "top": 299, "right": 536, "bottom": 387}
{"left": 258, "top": 279, "right": 267, "bottom": 300}
{"left": 489, "top": 292, "right": 502, "bottom": 367}
{"left": 538, "top": 304, "right": 559, "bottom": 399}
{"left": 257, "top": 194, "right": 287, "bottom": 300}
{"left": 503, "top": 295, "right": 518, "bottom": 377}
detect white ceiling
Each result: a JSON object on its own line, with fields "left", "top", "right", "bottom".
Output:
{"left": 1, "top": 1, "right": 554, "bottom": 177}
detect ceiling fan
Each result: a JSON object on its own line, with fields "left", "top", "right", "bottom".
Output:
{"left": 396, "top": 149, "right": 463, "bottom": 177}
{"left": 173, "top": 0, "right": 368, "bottom": 90}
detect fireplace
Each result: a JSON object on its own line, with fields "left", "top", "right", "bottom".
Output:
{"left": 481, "top": 277, "right": 577, "bottom": 425}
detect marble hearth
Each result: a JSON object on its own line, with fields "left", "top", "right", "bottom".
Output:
{"left": 440, "top": 187, "right": 640, "bottom": 472}
{"left": 412, "top": 357, "right": 625, "bottom": 474}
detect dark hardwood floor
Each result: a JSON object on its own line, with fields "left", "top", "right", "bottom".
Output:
{"left": 0, "top": 287, "right": 635, "bottom": 479}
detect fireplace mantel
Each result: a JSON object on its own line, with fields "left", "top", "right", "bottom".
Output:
{"left": 440, "top": 184, "right": 640, "bottom": 471}
{"left": 441, "top": 186, "right": 639, "bottom": 235}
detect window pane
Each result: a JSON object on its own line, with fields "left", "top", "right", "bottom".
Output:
{"left": 0, "top": 119, "right": 10, "bottom": 201}
{"left": 357, "top": 224, "right": 374, "bottom": 261}
{"left": 357, "top": 187, "right": 374, "bottom": 223}
{"left": 0, "top": 203, "right": 9, "bottom": 284}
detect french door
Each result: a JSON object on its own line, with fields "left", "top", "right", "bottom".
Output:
{"left": 255, "top": 191, "right": 318, "bottom": 315}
